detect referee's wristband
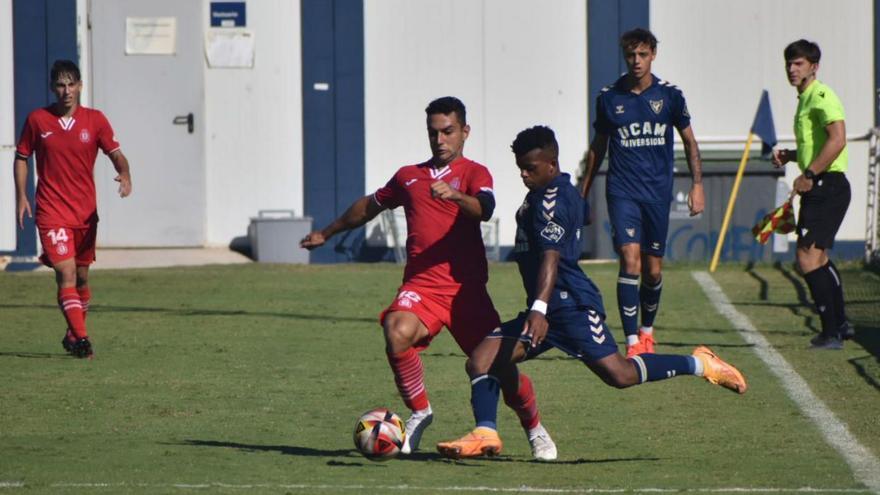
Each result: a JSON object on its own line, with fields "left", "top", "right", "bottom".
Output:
{"left": 530, "top": 300, "right": 548, "bottom": 315}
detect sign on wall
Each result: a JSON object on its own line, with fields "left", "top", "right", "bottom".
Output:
{"left": 210, "top": 2, "right": 246, "bottom": 27}
{"left": 205, "top": 30, "right": 255, "bottom": 68}
{"left": 125, "top": 17, "right": 177, "bottom": 55}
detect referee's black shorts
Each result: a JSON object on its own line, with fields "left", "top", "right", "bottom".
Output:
{"left": 797, "top": 171, "right": 850, "bottom": 250}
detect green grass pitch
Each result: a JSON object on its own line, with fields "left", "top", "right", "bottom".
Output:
{"left": 1, "top": 262, "right": 878, "bottom": 493}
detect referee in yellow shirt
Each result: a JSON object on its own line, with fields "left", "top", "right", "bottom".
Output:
{"left": 772, "top": 39, "right": 852, "bottom": 349}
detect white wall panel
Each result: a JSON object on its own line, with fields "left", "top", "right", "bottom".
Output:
{"left": 204, "top": 0, "right": 303, "bottom": 246}
{"left": 651, "top": 0, "right": 873, "bottom": 241}
{"left": 483, "top": 0, "right": 588, "bottom": 244}
{"left": 364, "top": 0, "right": 587, "bottom": 248}
{"left": 0, "top": 0, "right": 15, "bottom": 251}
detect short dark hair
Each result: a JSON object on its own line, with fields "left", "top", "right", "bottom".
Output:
{"left": 620, "top": 28, "right": 657, "bottom": 51}
{"left": 511, "top": 125, "right": 559, "bottom": 159}
{"left": 784, "top": 39, "right": 821, "bottom": 64}
{"left": 50, "top": 60, "right": 81, "bottom": 83}
{"left": 425, "top": 96, "right": 466, "bottom": 126}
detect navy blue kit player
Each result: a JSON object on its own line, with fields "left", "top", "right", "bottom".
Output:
{"left": 436, "top": 126, "right": 745, "bottom": 460}
{"left": 581, "top": 28, "right": 705, "bottom": 358}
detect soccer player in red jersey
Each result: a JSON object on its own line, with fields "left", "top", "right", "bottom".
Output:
{"left": 14, "top": 60, "right": 132, "bottom": 359}
{"left": 301, "top": 97, "right": 556, "bottom": 460}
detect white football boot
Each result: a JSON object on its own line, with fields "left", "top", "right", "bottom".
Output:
{"left": 527, "top": 423, "right": 557, "bottom": 461}
{"left": 401, "top": 408, "right": 433, "bottom": 454}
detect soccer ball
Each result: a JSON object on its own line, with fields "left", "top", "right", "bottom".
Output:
{"left": 353, "top": 408, "right": 406, "bottom": 461}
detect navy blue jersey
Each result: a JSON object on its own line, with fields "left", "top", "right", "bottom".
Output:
{"left": 513, "top": 173, "right": 605, "bottom": 316}
{"left": 594, "top": 74, "right": 691, "bottom": 204}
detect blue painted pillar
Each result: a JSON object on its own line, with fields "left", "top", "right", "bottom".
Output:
{"left": 587, "top": 0, "right": 649, "bottom": 141}
{"left": 301, "top": 0, "right": 366, "bottom": 263}
{"left": 10, "top": 0, "right": 77, "bottom": 257}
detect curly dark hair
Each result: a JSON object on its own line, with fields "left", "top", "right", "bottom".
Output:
{"left": 511, "top": 125, "right": 558, "bottom": 159}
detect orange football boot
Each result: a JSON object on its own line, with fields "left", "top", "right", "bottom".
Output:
{"left": 638, "top": 329, "right": 655, "bottom": 354}
{"left": 436, "top": 427, "right": 503, "bottom": 459}
{"left": 693, "top": 345, "right": 747, "bottom": 394}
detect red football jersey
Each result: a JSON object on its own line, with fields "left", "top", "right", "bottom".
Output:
{"left": 16, "top": 105, "right": 121, "bottom": 228}
{"left": 374, "top": 156, "right": 494, "bottom": 287}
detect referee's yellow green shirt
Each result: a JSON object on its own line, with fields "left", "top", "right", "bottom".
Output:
{"left": 795, "top": 80, "right": 847, "bottom": 173}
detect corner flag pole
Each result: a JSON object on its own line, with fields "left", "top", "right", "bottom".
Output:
{"left": 709, "top": 90, "right": 776, "bottom": 273}
{"left": 709, "top": 133, "right": 754, "bottom": 272}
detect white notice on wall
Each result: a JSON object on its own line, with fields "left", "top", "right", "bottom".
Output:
{"left": 205, "top": 29, "right": 255, "bottom": 68}
{"left": 125, "top": 17, "right": 177, "bottom": 55}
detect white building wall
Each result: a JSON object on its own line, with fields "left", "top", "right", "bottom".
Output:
{"left": 651, "top": 0, "right": 873, "bottom": 241}
{"left": 0, "top": 0, "right": 16, "bottom": 251}
{"left": 203, "top": 0, "right": 303, "bottom": 246}
{"left": 364, "top": 0, "right": 588, "bottom": 248}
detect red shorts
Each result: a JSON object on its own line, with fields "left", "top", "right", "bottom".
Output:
{"left": 379, "top": 283, "right": 502, "bottom": 355}
{"left": 38, "top": 224, "right": 97, "bottom": 267}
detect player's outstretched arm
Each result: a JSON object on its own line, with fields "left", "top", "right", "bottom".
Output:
{"left": 580, "top": 134, "right": 608, "bottom": 198}
{"left": 109, "top": 150, "right": 132, "bottom": 198}
{"left": 13, "top": 157, "right": 32, "bottom": 229}
{"left": 678, "top": 126, "right": 704, "bottom": 216}
{"left": 300, "top": 195, "right": 385, "bottom": 249}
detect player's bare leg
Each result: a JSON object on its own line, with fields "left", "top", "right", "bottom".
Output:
{"left": 617, "top": 243, "right": 643, "bottom": 356}
{"left": 383, "top": 311, "right": 433, "bottom": 454}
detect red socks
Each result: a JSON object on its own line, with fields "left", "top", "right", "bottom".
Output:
{"left": 503, "top": 372, "right": 541, "bottom": 431}
{"left": 387, "top": 347, "right": 541, "bottom": 428}
{"left": 58, "top": 287, "right": 87, "bottom": 339}
{"left": 77, "top": 286, "right": 91, "bottom": 321}
{"left": 387, "top": 348, "right": 429, "bottom": 411}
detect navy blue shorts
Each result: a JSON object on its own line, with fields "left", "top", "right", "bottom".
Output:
{"left": 607, "top": 195, "right": 670, "bottom": 256}
{"left": 491, "top": 301, "right": 619, "bottom": 363}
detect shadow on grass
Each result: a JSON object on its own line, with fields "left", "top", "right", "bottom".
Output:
{"left": 177, "top": 439, "right": 655, "bottom": 466}
{"left": 178, "top": 439, "right": 356, "bottom": 458}
{"left": 745, "top": 262, "right": 769, "bottom": 301}
{"left": 471, "top": 455, "right": 660, "bottom": 465}
{"left": 849, "top": 319, "right": 880, "bottom": 391}
{"left": 178, "top": 439, "right": 453, "bottom": 465}
{"left": 745, "top": 263, "right": 880, "bottom": 387}
{"left": 0, "top": 303, "right": 376, "bottom": 324}
{"left": 773, "top": 262, "right": 826, "bottom": 335}
{"left": 0, "top": 351, "right": 71, "bottom": 359}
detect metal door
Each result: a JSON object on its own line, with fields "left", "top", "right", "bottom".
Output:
{"left": 90, "top": 0, "right": 204, "bottom": 246}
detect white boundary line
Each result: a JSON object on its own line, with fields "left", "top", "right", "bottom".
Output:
{"left": 0, "top": 482, "right": 870, "bottom": 493}
{"left": 692, "top": 271, "right": 880, "bottom": 494}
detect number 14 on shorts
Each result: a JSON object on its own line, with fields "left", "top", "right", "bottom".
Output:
{"left": 47, "top": 228, "right": 69, "bottom": 245}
